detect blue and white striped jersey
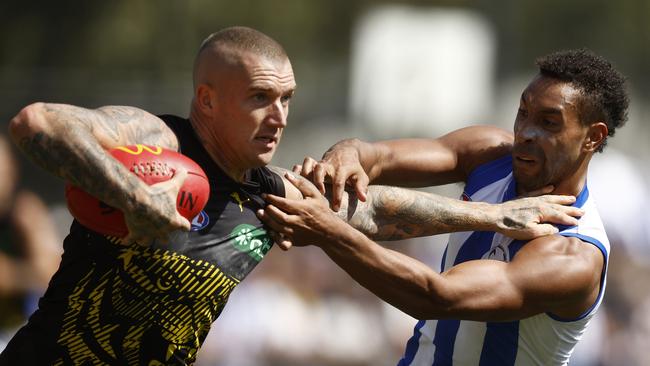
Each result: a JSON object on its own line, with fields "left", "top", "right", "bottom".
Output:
{"left": 398, "top": 155, "right": 610, "bottom": 366}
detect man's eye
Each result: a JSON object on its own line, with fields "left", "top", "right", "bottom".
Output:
{"left": 281, "top": 95, "right": 292, "bottom": 104}
{"left": 253, "top": 93, "right": 267, "bottom": 103}
{"left": 543, "top": 119, "right": 557, "bottom": 127}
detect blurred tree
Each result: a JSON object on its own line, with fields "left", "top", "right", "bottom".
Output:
{"left": 1, "top": 0, "right": 648, "bottom": 200}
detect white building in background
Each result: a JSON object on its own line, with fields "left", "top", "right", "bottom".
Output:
{"left": 349, "top": 6, "right": 496, "bottom": 138}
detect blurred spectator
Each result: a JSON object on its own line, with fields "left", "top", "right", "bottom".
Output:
{"left": 575, "top": 148, "right": 650, "bottom": 366}
{"left": 589, "top": 149, "right": 650, "bottom": 263}
{"left": 0, "top": 135, "right": 62, "bottom": 350}
{"left": 196, "top": 244, "right": 421, "bottom": 366}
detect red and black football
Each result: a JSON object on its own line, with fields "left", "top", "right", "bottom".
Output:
{"left": 65, "top": 145, "right": 210, "bottom": 237}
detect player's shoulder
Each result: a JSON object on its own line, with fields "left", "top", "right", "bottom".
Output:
{"left": 157, "top": 114, "right": 186, "bottom": 127}
{"left": 252, "top": 165, "right": 287, "bottom": 197}
{"left": 156, "top": 114, "right": 186, "bottom": 137}
{"left": 520, "top": 234, "right": 604, "bottom": 280}
{"left": 516, "top": 234, "right": 605, "bottom": 317}
{"left": 448, "top": 125, "right": 513, "bottom": 147}
{"left": 448, "top": 125, "right": 514, "bottom": 177}
{"left": 525, "top": 234, "right": 601, "bottom": 257}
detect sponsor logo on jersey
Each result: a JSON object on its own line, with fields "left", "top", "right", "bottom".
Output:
{"left": 114, "top": 144, "right": 163, "bottom": 155}
{"left": 190, "top": 211, "right": 210, "bottom": 231}
{"left": 230, "top": 192, "right": 250, "bottom": 212}
{"left": 231, "top": 224, "right": 272, "bottom": 261}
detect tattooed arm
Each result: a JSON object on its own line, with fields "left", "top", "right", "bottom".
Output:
{"left": 266, "top": 167, "right": 582, "bottom": 243}
{"left": 8, "top": 103, "right": 189, "bottom": 243}
{"left": 344, "top": 186, "right": 582, "bottom": 241}
{"left": 260, "top": 173, "right": 601, "bottom": 321}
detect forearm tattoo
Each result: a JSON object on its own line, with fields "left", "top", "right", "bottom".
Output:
{"left": 19, "top": 127, "right": 141, "bottom": 211}
{"left": 347, "top": 186, "right": 491, "bottom": 241}
{"left": 266, "top": 166, "right": 490, "bottom": 241}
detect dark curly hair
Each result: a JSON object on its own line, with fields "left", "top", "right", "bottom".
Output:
{"left": 536, "top": 48, "right": 629, "bottom": 152}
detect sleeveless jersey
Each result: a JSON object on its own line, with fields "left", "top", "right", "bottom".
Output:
{"left": 398, "top": 155, "right": 610, "bottom": 366}
{"left": 0, "top": 115, "right": 284, "bottom": 365}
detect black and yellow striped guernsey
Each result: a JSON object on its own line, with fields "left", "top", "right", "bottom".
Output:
{"left": 0, "top": 115, "right": 285, "bottom": 365}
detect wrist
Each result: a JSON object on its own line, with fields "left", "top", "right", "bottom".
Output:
{"left": 475, "top": 202, "right": 502, "bottom": 232}
{"left": 110, "top": 174, "right": 151, "bottom": 214}
{"left": 314, "top": 216, "right": 362, "bottom": 249}
{"left": 356, "top": 140, "right": 383, "bottom": 182}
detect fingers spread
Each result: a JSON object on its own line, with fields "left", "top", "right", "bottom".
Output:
{"left": 352, "top": 174, "right": 369, "bottom": 202}
{"left": 284, "top": 173, "right": 321, "bottom": 199}
{"left": 301, "top": 156, "right": 317, "bottom": 177}
{"left": 257, "top": 206, "right": 296, "bottom": 234}
{"left": 269, "top": 230, "right": 293, "bottom": 250}
{"left": 269, "top": 230, "right": 293, "bottom": 251}
{"left": 530, "top": 223, "right": 560, "bottom": 237}
{"left": 539, "top": 194, "right": 577, "bottom": 205}
{"left": 542, "top": 207, "right": 580, "bottom": 226}
{"left": 331, "top": 175, "right": 348, "bottom": 212}
{"left": 312, "top": 164, "right": 327, "bottom": 194}
{"left": 559, "top": 205, "right": 585, "bottom": 218}
{"left": 263, "top": 193, "right": 302, "bottom": 214}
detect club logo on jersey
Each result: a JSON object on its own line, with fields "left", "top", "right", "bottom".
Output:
{"left": 484, "top": 243, "right": 510, "bottom": 262}
{"left": 190, "top": 211, "right": 210, "bottom": 231}
{"left": 114, "top": 144, "right": 163, "bottom": 155}
{"left": 231, "top": 224, "right": 272, "bottom": 261}
{"left": 230, "top": 192, "right": 250, "bottom": 212}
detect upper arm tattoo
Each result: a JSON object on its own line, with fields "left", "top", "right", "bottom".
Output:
{"left": 38, "top": 104, "right": 177, "bottom": 149}
{"left": 16, "top": 103, "right": 178, "bottom": 211}
{"left": 95, "top": 106, "right": 177, "bottom": 149}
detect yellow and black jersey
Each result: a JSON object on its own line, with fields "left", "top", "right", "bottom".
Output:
{"left": 0, "top": 115, "right": 284, "bottom": 365}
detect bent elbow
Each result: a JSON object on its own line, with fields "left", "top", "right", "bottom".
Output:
{"left": 401, "top": 282, "right": 457, "bottom": 320}
{"left": 9, "top": 102, "right": 50, "bottom": 143}
{"left": 404, "top": 298, "right": 454, "bottom": 320}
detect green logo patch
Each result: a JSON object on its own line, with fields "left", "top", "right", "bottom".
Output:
{"left": 231, "top": 224, "right": 273, "bottom": 261}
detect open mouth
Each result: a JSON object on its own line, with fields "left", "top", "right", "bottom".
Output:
{"left": 516, "top": 156, "right": 535, "bottom": 163}
{"left": 255, "top": 136, "right": 277, "bottom": 144}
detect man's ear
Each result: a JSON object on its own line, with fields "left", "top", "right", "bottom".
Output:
{"left": 585, "top": 122, "right": 608, "bottom": 152}
{"left": 196, "top": 84, "right": 215, "bottom": 115}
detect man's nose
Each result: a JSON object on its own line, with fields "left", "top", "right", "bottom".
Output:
{"left": 515, "top": 123, "right": 536, "bottom": 143}
{"left": 267, "top": 99, "right": 287, "bottom": 127}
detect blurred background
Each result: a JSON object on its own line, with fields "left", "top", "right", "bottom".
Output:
{"left": 1, "top": 0, "right": 649, "bottom": 365}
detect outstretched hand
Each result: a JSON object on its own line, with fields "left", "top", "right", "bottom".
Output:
{"left": 121, "top": 167, "right": 191, "bottom": 245}
{"left": 257, "top": 173, "right": 345, "bottom": 250}
{"left": 495, "top": 194, "right": 584, "bottom": 240}
{"left": 293, "top": 146, "right": 369, "bottom": 211}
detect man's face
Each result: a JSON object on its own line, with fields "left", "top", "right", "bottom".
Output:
{"left": 203, "top": 52, "right": 296, "bottom": 169}
{"left": 512, "top": 75, "right": 590, "bottom": 192}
